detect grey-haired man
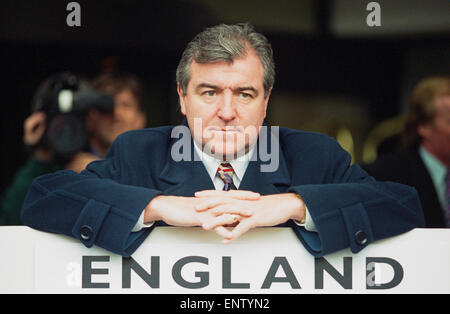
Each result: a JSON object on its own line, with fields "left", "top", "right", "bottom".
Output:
{"left": 22, "top": 23, "right": 424, "bottom": 257}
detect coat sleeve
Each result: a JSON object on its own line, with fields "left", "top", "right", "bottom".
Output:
{"left": 21, "top": 134, "right": 163, "bottom": 257}
{"left": 288, "top": 138, "right": 425, "bottom": 257}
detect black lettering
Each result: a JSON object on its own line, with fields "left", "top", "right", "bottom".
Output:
{"left": 122, "top": 256, "right": 160, "bottom": 288}
{"left": 82, "top": 256, "right": 109, "bottom": 289}
{"left": 222, "top": 256, "right": 250, "bottom": 289}
{"left": 366, "top": 257, "right": 404, "bottom": 289}
{"left": 172, "top": 256, "right": 209, "bottom": 289}
{"left": 261, "top": 257, "right": 301, "bottom": 289}
{"left": 315, "top": 257, "right": 352, "bottom": 289}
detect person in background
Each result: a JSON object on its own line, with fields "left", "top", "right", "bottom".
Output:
{"left": 0, "top": 72, "right": 147, "bottom": 225}
{"left": 364, "top": 76, "right": 450, "bottom": 228}
{"left": 89, "top": 72, "right": 147, "bottom": 158}
{"left": 21, "top": 23, "right": 424, "bottom": 258}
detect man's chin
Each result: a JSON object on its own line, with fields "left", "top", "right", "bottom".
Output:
{"left": 202, "top": 143, "right": 248, "bottom": 161}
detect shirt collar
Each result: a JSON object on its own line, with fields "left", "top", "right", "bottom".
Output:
{"left": 419, "top": 146, "right": 447, "bottom": 184}
{"left": 193, "top": 141, "right": 255, "bottom": 182}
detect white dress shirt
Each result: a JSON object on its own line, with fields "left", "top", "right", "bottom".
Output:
{"left": 132, "top": 142, "right": 317, "bottom": 232}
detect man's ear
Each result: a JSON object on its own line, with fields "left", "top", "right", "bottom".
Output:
{"left": 417, "top": 123, "right": 431, "bottom": 139}
{"left": 177, "top": 83, "right": 187, "bottom": 116}
{"left": 263, "top": 87, "right": 272, "bottom": 118}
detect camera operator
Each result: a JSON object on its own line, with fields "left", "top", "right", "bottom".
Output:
{"left": 88, "top": 72, "right": 147, "bottom": 157}
{"left": 0, "top": 72, "right": 120, "bottom": 225}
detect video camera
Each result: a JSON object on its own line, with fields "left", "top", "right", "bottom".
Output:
{"left": 31, "top": 72, "right": 115, "bottom": 162}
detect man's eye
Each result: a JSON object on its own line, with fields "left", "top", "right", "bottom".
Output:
{"left": 119, "top": 101, "right": 133, "bottom": 108}
{"left": 240, "top": 92, "right": 252, "bottom": 99}
{"left": 204, "top": 91, "right": 216, "bottom": 97}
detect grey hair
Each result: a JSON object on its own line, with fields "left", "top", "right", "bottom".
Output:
{"left": 176, "top": 23, "right": 275, "bottom": 98}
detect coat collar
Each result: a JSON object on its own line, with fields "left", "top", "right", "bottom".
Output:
{"left": 159, "top": 119, "right": 291, "bottom": 196}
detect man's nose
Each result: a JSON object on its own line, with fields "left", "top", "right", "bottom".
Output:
{"left": 217, "top": 91, "right": 236, "bottom": 121}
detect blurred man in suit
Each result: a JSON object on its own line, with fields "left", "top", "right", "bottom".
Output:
{"left": 21, "top": 23, "right": 424, "bottom": 257}
{"left": 364, "top": 76, "right": 450, "bottom": 227}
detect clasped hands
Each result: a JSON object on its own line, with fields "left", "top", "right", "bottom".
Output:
{"left": 144, "top": 190, "right": 305, "bottom": 243}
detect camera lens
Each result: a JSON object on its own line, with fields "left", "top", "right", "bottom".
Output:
{"left": 47, "top": 115, "right": 87, "bottom": 157}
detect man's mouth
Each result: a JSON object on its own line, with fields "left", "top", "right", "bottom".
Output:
{"left": 206, "top": 126, "right": 244, "bottom": 133}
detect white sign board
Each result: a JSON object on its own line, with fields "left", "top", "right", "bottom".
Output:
{"left": 0, "top": 226, "right": 449, "bottom": 294}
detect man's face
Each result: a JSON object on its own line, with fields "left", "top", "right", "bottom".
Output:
{"left": 419, "top": 95, "right": 450, "bottom": 165}
{"left": 88, "top": 89, "right": 147, "bottom": 148}
{"left": 110, "top": 89, "right": 146, "bottom": 140}
{"left": 178, "top": 49, "right": 271, "bottom": 160}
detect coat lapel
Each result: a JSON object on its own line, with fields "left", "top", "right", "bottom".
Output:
{"left": 159, "top": 130, "right": 214, "bottom": 196}
{"left": 239, "top": 126, "right": 291, "bottom": 194}
{"left": 161, "top": 160, "right": 215, "bottom": 196}
{"left": 159, "top": 122, "right": 290, "bottom": 196}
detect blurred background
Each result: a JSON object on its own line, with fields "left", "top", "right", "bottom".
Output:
{"left": 1, "top": 0, "right": 449, "bottom": 195}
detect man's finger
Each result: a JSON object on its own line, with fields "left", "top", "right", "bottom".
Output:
{"left": 202, "top": 213, "right": 240, "bottom": 230}
{"left": 209, "top": 204, "right": 253, "bottom": 217}
{"left": 214, "top": 226, "right": 233, "bottom": 240}
{"left": 194, "top": 197, "right": 229, "bottom": 212}
{"left": 195, "top": 190, "right": 260, "bottom": 200}
{"left": 224, "top": 219, "right": 254, "bottom": 243}
{"left": 195, "top": 199, "right": 253, "bottom": 217}
{"left": 24, "top": 112, "right": 46, "bottom": 128}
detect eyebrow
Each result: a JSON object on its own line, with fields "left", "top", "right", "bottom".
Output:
{"left": 195, "top": 83, "right": 259, "bottom": 96}
{"left": 236, "top": 86, "right": 258, "bottom": 96}
{"left": 196, "top": 83, "right": 220, "bottom": 91}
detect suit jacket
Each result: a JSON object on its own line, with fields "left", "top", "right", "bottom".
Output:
{"left": 21, "top": 124, "right": 425, "bottom": 257}
{"left": 363, "top": 147, "right": 445, "bottom": 228}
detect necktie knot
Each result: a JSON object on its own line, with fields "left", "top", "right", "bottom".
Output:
{"left": 217, "top": 163, "right": 237, "bottom": 191}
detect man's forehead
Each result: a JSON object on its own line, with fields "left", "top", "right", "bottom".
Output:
{"left": 188, "top": 52, "right": 265, "bottom": 90}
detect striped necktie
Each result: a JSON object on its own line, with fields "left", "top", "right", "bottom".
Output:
{"left": 446, "top": 170, "right": 450, "bottom": 227}
{"left": 217, "top": 163, "right": 237, "bottom": 191}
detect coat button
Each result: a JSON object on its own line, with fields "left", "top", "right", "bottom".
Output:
{"left": 80, "top": 225, "right": 93, "bottom": 241}
{"left": 355, "top": 230, "right": 368, "bottom": 246}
